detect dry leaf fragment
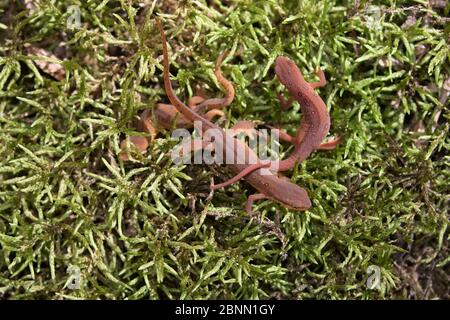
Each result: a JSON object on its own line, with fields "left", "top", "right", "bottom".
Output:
{"left": 25, "top": 45, "right": 66, "bottom": 81}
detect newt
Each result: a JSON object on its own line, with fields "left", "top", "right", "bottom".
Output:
{"left": 269, "top": 57, "right": 341, "bottom": 172}
{"left": 155, "top": 18, "right": 312, "bottom": 214}
{"left": 119, "top": 51, "right": 234, "bottom": 160}
{"left": 209, "top": 58, "right": 341, "bottom": 188}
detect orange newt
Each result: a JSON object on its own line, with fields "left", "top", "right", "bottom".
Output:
{"left": 122, "top": 18, "right": 340, "bottom": 214}
{"left": 269, "top": 56, "right": 341, "bottom": 172}
{"left": 155, "top": 18, "right": 312, "bottom": 213}
{"left": 119, "top": 51, "right": 234, "bottom": 160}
{"left": 209, "top": 58, "right": 341, "bottom": 189}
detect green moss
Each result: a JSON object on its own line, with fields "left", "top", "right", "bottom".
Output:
{"left": 0, "top": 0, "right": 448, "bottom": 299}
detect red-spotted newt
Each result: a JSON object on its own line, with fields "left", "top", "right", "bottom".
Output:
{"left": 155, "top": 18, "right": 313, "bottom": 213}
{"left": 208, "top": 59, "right": 341, "bottom": 189}
{"left": 270, "top": 56, "right": 341, "bottom": 172}
{"left": 119, "top": 51, "right": 234, "bottom": 161}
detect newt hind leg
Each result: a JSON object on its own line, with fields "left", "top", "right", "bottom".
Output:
{"left": 267, "top": 125, "right": 295, "bottom": 143}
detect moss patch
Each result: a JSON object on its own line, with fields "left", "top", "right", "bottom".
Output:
{"left": 0, "top": 0, "right": 448, "bottom": 299}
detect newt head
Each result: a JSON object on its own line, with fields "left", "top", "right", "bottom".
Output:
{"left": 262, "top": 175, "right": 312, "bottom": 210}
{"left": 279, "top": 182, "right": 312, "bottom": 210}
{"left": 274, "top": 56, "right": 306, "bottom": 89}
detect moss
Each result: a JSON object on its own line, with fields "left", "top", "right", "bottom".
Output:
{"left": 0, "top": 0, "right": 448, "bottom": 299}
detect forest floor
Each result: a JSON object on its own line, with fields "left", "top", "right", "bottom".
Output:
{"left": 0, "top": 0, "right": 448, "bottom": 299}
